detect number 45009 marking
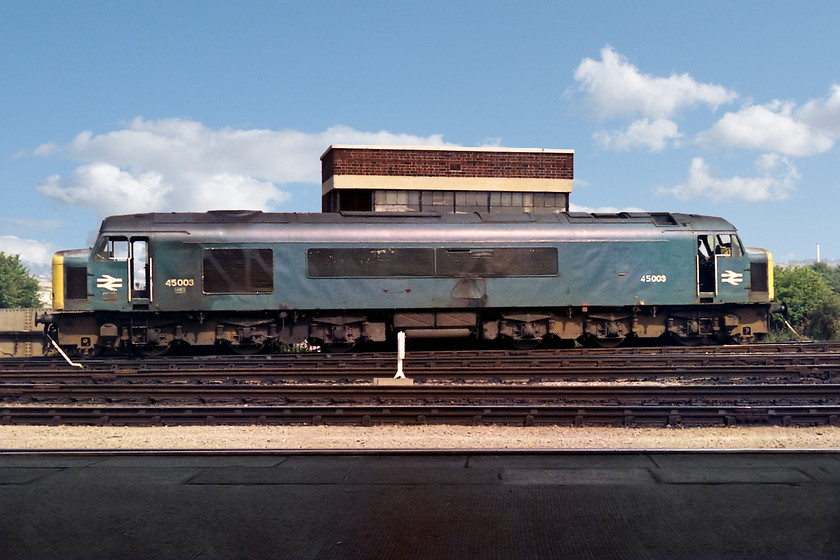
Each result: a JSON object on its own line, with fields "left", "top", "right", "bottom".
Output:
{"left": 640, "top": 274, "right": 667, "bottom": 283}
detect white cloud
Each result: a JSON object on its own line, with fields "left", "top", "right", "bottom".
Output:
{"left": 657, "top": 155, "right": 799, "bottom": 202}
{"left": 37, "top": 163, "right": 173, "bottom": 216}
{"left": 569, "top": 203, "right": 646, "bottom": 213}
{"left": 1, "top": 217, "right": 65, "bottom": 232}
{"left": 33, "top": 118, "right": 453, "bottom": 217}
{"left": 574, "top": 46, "right": 737, "bottom": 120}
{"left": 594, "top": 118, "right": 682, "bottom": 152}
{"left": 0, "top": 236, "right": 54, "bottom": 266}
{"left": 698, "top": 101, "right": 835, "bottom": 156}
{"left": 796, "top": 84, "right": 840, "bottom": 134}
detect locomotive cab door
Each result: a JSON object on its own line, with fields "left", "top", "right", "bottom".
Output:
{"left": 697, "top": 234, "right": 716, "bottom": 298}
{"left": 712, "top": 234, "right": 746, "bottom": 301}
{"left": 696, "top": 233, "right": 745, "bottom": 301}
{"left": 129, "top": 238, "right": 151, "bottom": 305}
{"left": 93, "top": 236, "right": 152, "bottom": 310}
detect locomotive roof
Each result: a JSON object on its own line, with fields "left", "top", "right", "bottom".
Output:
{"left": 99, "top": 210, "right": 736, "bottom": 233}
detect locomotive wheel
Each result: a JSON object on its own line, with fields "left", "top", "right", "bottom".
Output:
{"left": 136, "top": 343, "right": 171, "bottom": 357}
{"left": 593, "top": 337, "right": 626, "bottom": 348}
{"left": 581, "top": 335, "right": 625, "bottom": 348}
{"left": 224, "top": 340, "right": 266, "bottom": 355}
{"left": 669, "top": 333, "right": 714, "bottom": 346}
{"left": 508, "top": 338, "right": 542, "bottom": 350}
{"left": 321, "top": 342, "right": 356, "bottom": 353}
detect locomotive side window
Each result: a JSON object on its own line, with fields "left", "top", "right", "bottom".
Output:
{"left": 308, "top": 248, "right": 435, "bottom": 278}
{"left": 436, "top": 248, "right": 558, "bottom": 277}
{"left": 203, "top": 248, "right": 274, "bottom": 293}
{"left": 307, "top": 247, "right": 558, "bottom": 278}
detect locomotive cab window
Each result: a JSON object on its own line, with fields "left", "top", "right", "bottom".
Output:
{"left": 131, "top": 238, "right": 150, "bottom": 298}
{"left": 93, "top": 236, "right": 129, "bottom": 261}
{"left": 715, "top": 234, "right": 743, "bottom": 258}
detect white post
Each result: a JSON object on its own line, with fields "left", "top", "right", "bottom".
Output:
{"left": 817, "top": 243, "right": 821, "bottom": 263}
{"left": 394, "top": 331, "right": 406, "bottom": 379}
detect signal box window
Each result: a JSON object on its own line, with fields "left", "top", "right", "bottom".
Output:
{"left": 421, "top": 191, "right": 454, "bottom": 213}
{"left": 455, "top": 192, "right": 489, "bottom": 213}
{"left": 374, "top": 190, "right": 421, "bottom": 212}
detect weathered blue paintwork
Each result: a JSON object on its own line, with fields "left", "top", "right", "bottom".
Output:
{"left": 56, "top": 210, "right": 760, "bottom": 314}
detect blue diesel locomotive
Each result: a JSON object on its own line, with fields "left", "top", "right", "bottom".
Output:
{"left": 39, "top": 210, "right": 778, "bottom": 354}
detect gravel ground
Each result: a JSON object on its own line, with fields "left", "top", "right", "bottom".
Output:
{"left": 1, "top": 425, "right": 839, "bottom": 450}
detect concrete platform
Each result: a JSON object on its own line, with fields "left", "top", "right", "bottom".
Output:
{"left": 1, "top": 450, "right": 839, "bottom": 559}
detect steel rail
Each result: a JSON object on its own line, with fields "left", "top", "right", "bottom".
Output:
{"left": 2, "top": 341, "right": 840, "bottom": 372}
{"left": 2, "top": 403, "right": 839, "bottom": 427}
{"left": 1, "top": 352, "right": 839, "bottom": 383}
{"left": 0, "top": 366, "right": 835, "bottom": 385}
{"left": 3, "top": 382, "right": 839, "bottom": 406}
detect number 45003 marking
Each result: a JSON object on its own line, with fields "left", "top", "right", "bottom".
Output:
{"left": 640, "top": 274, "right": 667, "bottom": 283}
{"left": 165, "top": 278, "right": 195, "bottom": 287}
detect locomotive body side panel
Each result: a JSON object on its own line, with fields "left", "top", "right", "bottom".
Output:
{"left": 84, "top": 213, "right": 761, "bottom": 314}
{"left": 41, "top": 211, "right": 776, "bottom": 352}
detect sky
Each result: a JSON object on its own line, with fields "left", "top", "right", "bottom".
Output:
{"left": 2, "top": 0, "right": 840, "bottom": 274}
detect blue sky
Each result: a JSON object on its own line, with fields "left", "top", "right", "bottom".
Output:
{"left": 2, "top": 0, "right": 840, "bottom": 273}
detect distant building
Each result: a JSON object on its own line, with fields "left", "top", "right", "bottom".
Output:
{"left": 37, "top": 277, "right": 51, "bottom": 308}
{"left": 321, "top": 145, "right": 574, "bottom": 214}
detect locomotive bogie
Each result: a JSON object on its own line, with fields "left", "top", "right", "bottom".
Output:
{"left": 307, "top": 315, "right": 387, "bottom": 348}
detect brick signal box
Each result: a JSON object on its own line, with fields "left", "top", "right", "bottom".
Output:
{"left": 321, "top": 145, "right": 574, "bottom": 214}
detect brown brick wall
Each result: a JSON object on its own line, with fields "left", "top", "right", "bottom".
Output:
{"left": 322, "top": 147, "right": 573, "bottom": 183}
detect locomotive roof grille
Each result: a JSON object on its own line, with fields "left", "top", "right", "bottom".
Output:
{"left": 99, "top": 211, "right": 730, "bottom": 232}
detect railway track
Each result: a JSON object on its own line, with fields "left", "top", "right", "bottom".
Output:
{"left": 1, "top": 342, "right": 839, "bottom": 384}
{"left": 3, "top": 404, "right": 839, "bottom": 427}
{"left": 3, "top": 382, "right": 840, "bottom": 406}
{"left": 0, "top": 343, "right": 838, "bottom": 426}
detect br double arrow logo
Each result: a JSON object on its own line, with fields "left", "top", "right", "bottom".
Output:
{"left": 96, "top": 274, "right": 124, "bottom": 292}
{"left": 720, "top": 270, "right": 744, "bottom": 286}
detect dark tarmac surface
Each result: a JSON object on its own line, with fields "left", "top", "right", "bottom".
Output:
{"left": 1, "top": 449, "right": 839, "bottom": 559}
